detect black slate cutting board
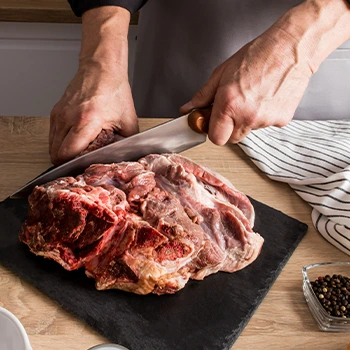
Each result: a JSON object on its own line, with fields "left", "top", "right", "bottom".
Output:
{"left": 0, "top": 197, "right": 307, "bottom": 350}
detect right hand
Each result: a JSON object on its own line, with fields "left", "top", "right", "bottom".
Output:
{"left": 49, "top": 60, "right": 139, "bottom": 165}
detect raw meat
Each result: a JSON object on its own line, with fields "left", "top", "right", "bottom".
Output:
{"left": 77, "top": 130, "right": 124, "bottom": 156}
{"left": 19, "top": 154, "right": 264, "bottom": 295}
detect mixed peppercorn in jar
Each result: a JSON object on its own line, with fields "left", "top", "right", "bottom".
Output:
{"left": 311, "top": 274, "right": 350, "bottom": 318}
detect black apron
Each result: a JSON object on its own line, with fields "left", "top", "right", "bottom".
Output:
{"left": 132, "top": 0, "right": 350, "bottom": 120}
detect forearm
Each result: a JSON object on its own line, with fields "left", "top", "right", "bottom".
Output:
{"left": 274, "top": 0, "right": 350, "bottom": 73}
{"left": 79, "top": 6, "right": 130, "bottom": 77}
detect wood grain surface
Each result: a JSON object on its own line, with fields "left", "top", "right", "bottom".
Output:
{"left": 0, "top": 0, "right": 139, "bottom": 24}
{"left": 0, "top": 116, "right": 349, "bottom": 350}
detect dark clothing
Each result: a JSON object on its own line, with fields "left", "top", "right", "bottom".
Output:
{"left": 67, "top": 0, "right": 350, "bottom": 120}
{"left": 68, "top": 0, "right": 350, "bottom": 17}
{"left": 67, "top": 0, "right": 148, "bottom": 16}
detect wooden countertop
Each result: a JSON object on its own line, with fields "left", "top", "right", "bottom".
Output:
{"left": 0, "top": 0, "right": 139, "bottom": 24}
{"left": 0, "top": 116, "right": 349, "bottom": 350}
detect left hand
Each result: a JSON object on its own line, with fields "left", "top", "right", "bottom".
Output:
{"left": 180, "top": 24, "right": 313, "bottom": 145}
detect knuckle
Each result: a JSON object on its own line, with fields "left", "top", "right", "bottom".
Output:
{"left": 275, "top": 117, "right": 291, "bottom": 128}
{"left": 195, "top": 87, "right": 207, "bottom": 100}
{"left": 211, "top": 63, "right": 224, "bottom": 78}
{"left": 50, "top": 103, "right": 62, "bottom": 118}
{"left": 211, "top": 67, "right": 221, "bottom": 78}
{"left": 243, "top": 112, "right": 258, "bottom": 127}
{"left": 77, "top": 109, "right": 95, "bottom": 123}
{"left": 67, "top": 108, "right": 97, "bottom": 130}
{"left": 194, "top": 85, "right": 212, "bottom": 102}
{"left": 50, "top": 154, "right": 60, "bottom": 166}
{"left": 57, "top": 147, "right": 71, "bottom": 163}
{"left": 49, "top": 147, "right": 61, "bottom": 165}
{"left": 220, "top": 100, "right": 234, "bottom": 116}
{"left": 217, "top": 100, "right": 238, "bottom": 123}
{"left": 228, "top": 137, "right": 240, "bottom": 144}
{"left": 229, "top": 127, "right": 251, "bottom": 143}
{"left": 216, "top": 90, "right": 235, "bottom": 111}
{"left": 215, "top": 87, "right": 240, "bottom": 115}
{"left": 216, "top": 88, "right": 262, "bottom": 128}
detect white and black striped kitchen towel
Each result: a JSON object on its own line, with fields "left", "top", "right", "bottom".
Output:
{"left": 238, "top": 120, "right": 350, "bottom": 256}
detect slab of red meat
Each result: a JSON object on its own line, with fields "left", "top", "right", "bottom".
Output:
{"left": 19, "top": 154, "right": 263, "bottom": 295}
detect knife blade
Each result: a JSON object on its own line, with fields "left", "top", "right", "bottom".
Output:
{"left": 10, "top": 107, "right": 211, "bottom": 198}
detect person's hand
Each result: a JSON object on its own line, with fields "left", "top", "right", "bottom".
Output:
{"left": 49, "top": 6, "right": 138, "bottom": 165}
{"left": 49, "top": 61, "right": 138, "bottom": 165}
{"left": 181, "top": 0, "right": 350, "bottom": 145}
{"left": 180, "top": 25, "right": 313, "bottom": 145}
{"left": 181, "top": 33, "right": 312, "bottom": 145}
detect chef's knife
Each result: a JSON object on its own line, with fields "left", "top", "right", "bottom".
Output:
{"left": 10, "top": 107, "right": 212, "bottom": 198}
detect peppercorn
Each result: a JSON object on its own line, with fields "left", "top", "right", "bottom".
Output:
{"left": 310, "top": 273, "right": 350, "bottom": 318}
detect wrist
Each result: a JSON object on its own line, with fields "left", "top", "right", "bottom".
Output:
{"left": 275, "top": 0, "right": 350, "bottom": 73}
{"left": 79, "top": 6, "right": 130, "bottom": 74}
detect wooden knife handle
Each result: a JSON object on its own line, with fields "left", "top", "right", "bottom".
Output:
{"left": 187, "top": 106, "right": 212, "bottom": 134}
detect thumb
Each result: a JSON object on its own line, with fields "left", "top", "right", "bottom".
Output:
{"left": 180, "top": 65, "right": 223, "bottom": 115}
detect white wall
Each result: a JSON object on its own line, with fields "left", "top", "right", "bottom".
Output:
{"left": 0, "top": 22, "right": 138, "bottom": 116}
